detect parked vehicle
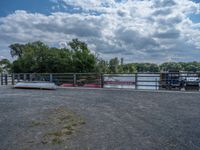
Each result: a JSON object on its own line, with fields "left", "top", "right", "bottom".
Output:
{"left": 160, "top": 71, "right": 200, "bottom": 91}
{"left": 159, "top": 71, "right": 183, "bottom": 90}
{"left": 184, "top": 77, "right": 200, "bottom": 91}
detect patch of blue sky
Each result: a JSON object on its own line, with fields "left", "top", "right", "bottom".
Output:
{"left": 192, "top": 0, "right": 200, "bottom": 3}
{"left": 54, "top": 4, "right": 84, "bottom": 14}
{"left": 87, "top": 10, "right": 103, "bottom": 16}
{"left": 53, "top": 4, "right": 103, "bottom": 16}
{"left": 101, "top": 2, "right": 112, "bottom": 8}
{"left": 0, "top": 0, "right": 55, "bottom": 17}
{"left": 189, "top": 14, "right": 200, "bottom": 23}
{"left": 114, "top": 0, "right": 128, "bottom": 3}
{"left": 0, "top": 0, "right": 104, "bottom": 17}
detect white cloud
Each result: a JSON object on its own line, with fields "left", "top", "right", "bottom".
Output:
{"left": 0, "top": 0, "right": 200, "bottom": 63}
{"left": 0, "top": 56, "right": 6, "bottom": 60}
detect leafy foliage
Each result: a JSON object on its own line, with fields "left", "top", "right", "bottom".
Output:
{"left": 0, "top": 59, "right": 11, "bottom": 73}
{"left": 10, "top": 39, "right": 97, "bottom": 73}
{"left": 6, "top": 39, "right": 200, "bottom": 73}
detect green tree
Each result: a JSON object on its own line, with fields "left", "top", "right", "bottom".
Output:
{"left": 9, "top": 39, "right": 200, "bottom": 74}
{"left": 0, "top": 59, "right": 11, "bottom": 73}
{"left": 122, "top": 64, "right": 136, "bottom": 73}
{"left": 95, "top": 59, "right": 109, "bottom": 73}
{"left": 10, "top": 39, "right": 98, "bottom": 73}
{"left": 11, "top": 41, "right": 51, "bottom": 73}
{"left": 160, "top": 62, "right": 182, "bottom": 71}
{"left": 9, "top": 43, "right": 25, "bottom": 58}
{"left": 148, "top": 64, "right": 159, "bottom": 72}
{"left": 109, "top": 57, "right": 119, "bottom": 73}
{"left": 183, "top": 62, "right": 200, "bottom": 72}
{"left": 69, "top": 39, "right": 97, "bottom": 73}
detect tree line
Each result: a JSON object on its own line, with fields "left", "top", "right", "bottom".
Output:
{"left": 0, "top": 39, "right": 200, "bottom": 74}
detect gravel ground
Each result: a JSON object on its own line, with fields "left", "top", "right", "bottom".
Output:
{"left": 0, "top": 86, "right": 200, "bottom": 150}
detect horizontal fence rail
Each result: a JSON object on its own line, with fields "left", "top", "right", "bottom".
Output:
{"left": 8, "top": 73, "right": 103, "bottom": 88}
{"left": 0, "top": 72, "right": 200, "bottom": 91}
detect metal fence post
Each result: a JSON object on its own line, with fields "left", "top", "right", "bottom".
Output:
{"left": 135, "top": 73, "right": 138, "bottom": 90}
{"left": 73, "top": 74, "right": 76, "bottom": 86}
{"left": 23, "top": 74, "right": 26, "bottom": 81}
{"left": 50, "top": 74, "right": 53, "bottom": 82}
{"left": 12, "top": 74, "right": 15, "bottom": 85}
{"left": 155, "top": 78, "right": 158, "bottom": 90}
{"left": 1, "top": 74, "right": 3, "bottom": 85}
{"left": 30, "top": 74, "right": 32, "bottom": 81}
{"left": 17, "top": 74, "right": 20, "bottom": 82}
{"left": 5, "top": 74, "right": 8, "bottom": 85}
{"left": 101, "top": 74, "right": 104, "bottom": 88}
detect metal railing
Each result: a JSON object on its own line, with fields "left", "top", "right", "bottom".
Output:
{"left": 0, "top": 74, "right": 13, "bottom": 85}
{"left": 1, "top": 72, "right": 200, "bottom": 91}
{"left": 103, "top": 73, "right": 160, "bottom": 90}
{"left": 5, "top": 73, "right": 102, "bottom": 88}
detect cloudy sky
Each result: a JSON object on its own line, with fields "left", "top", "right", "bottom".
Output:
{"left": 0, "top": 0, "right": 200, "bottom": 63}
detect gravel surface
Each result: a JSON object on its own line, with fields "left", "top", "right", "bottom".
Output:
{"left": 0, "top": 86, "right": 200, "bottom": 150}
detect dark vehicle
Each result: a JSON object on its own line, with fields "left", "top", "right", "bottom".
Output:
{"left": 160, "top": 71, "right": 183, "bottom": 90}
{"left": 160, "top": 71, "right": 200, "bottom": 91}
{"left": 184, "top": 76, "right": 200, "bottom": 91}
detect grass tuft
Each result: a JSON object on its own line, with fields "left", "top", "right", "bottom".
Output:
{"left": 51, "top": 138, "right": 62, "bottom": 144}
{"left": 29, "top": 107, "right": 86, "bottom": 145}
{"left": 30, "top": 120, "right": 45, "bottom": 127}
{"left": 47, "top": 131, "right": 64, "bottom": 137}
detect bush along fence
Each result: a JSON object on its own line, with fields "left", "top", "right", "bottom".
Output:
{"left": 0, "top": 72, "right": 200, "bottom": 91}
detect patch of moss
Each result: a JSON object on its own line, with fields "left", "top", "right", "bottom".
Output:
{"left": 71, "top": 122, "right": 77, "bottom": 126}
{"left": 79, "top": 120, "right": 86, "bottom": 125}
{"left": 59, "top": 115, "right": 71, "bottom": 121}
{"left": 63, "top": 124, "right": 73, "bottom": 130}
{"left": 29, "top": 107, "right": 86, "bottom": 146}
{"left": 30, "top": 120, "right": 45, "bottom": 127}
{"left": 46, "top": 131, "right": 64, "bottom": 137}
{"left": 41, "top": 140, "right": 48, "bottom": 145}
{"left": 62, "top": 129, "right": 73, "bottom": 135}
{"left": 51, "top": 138, "right": 62, "bottom": 144}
